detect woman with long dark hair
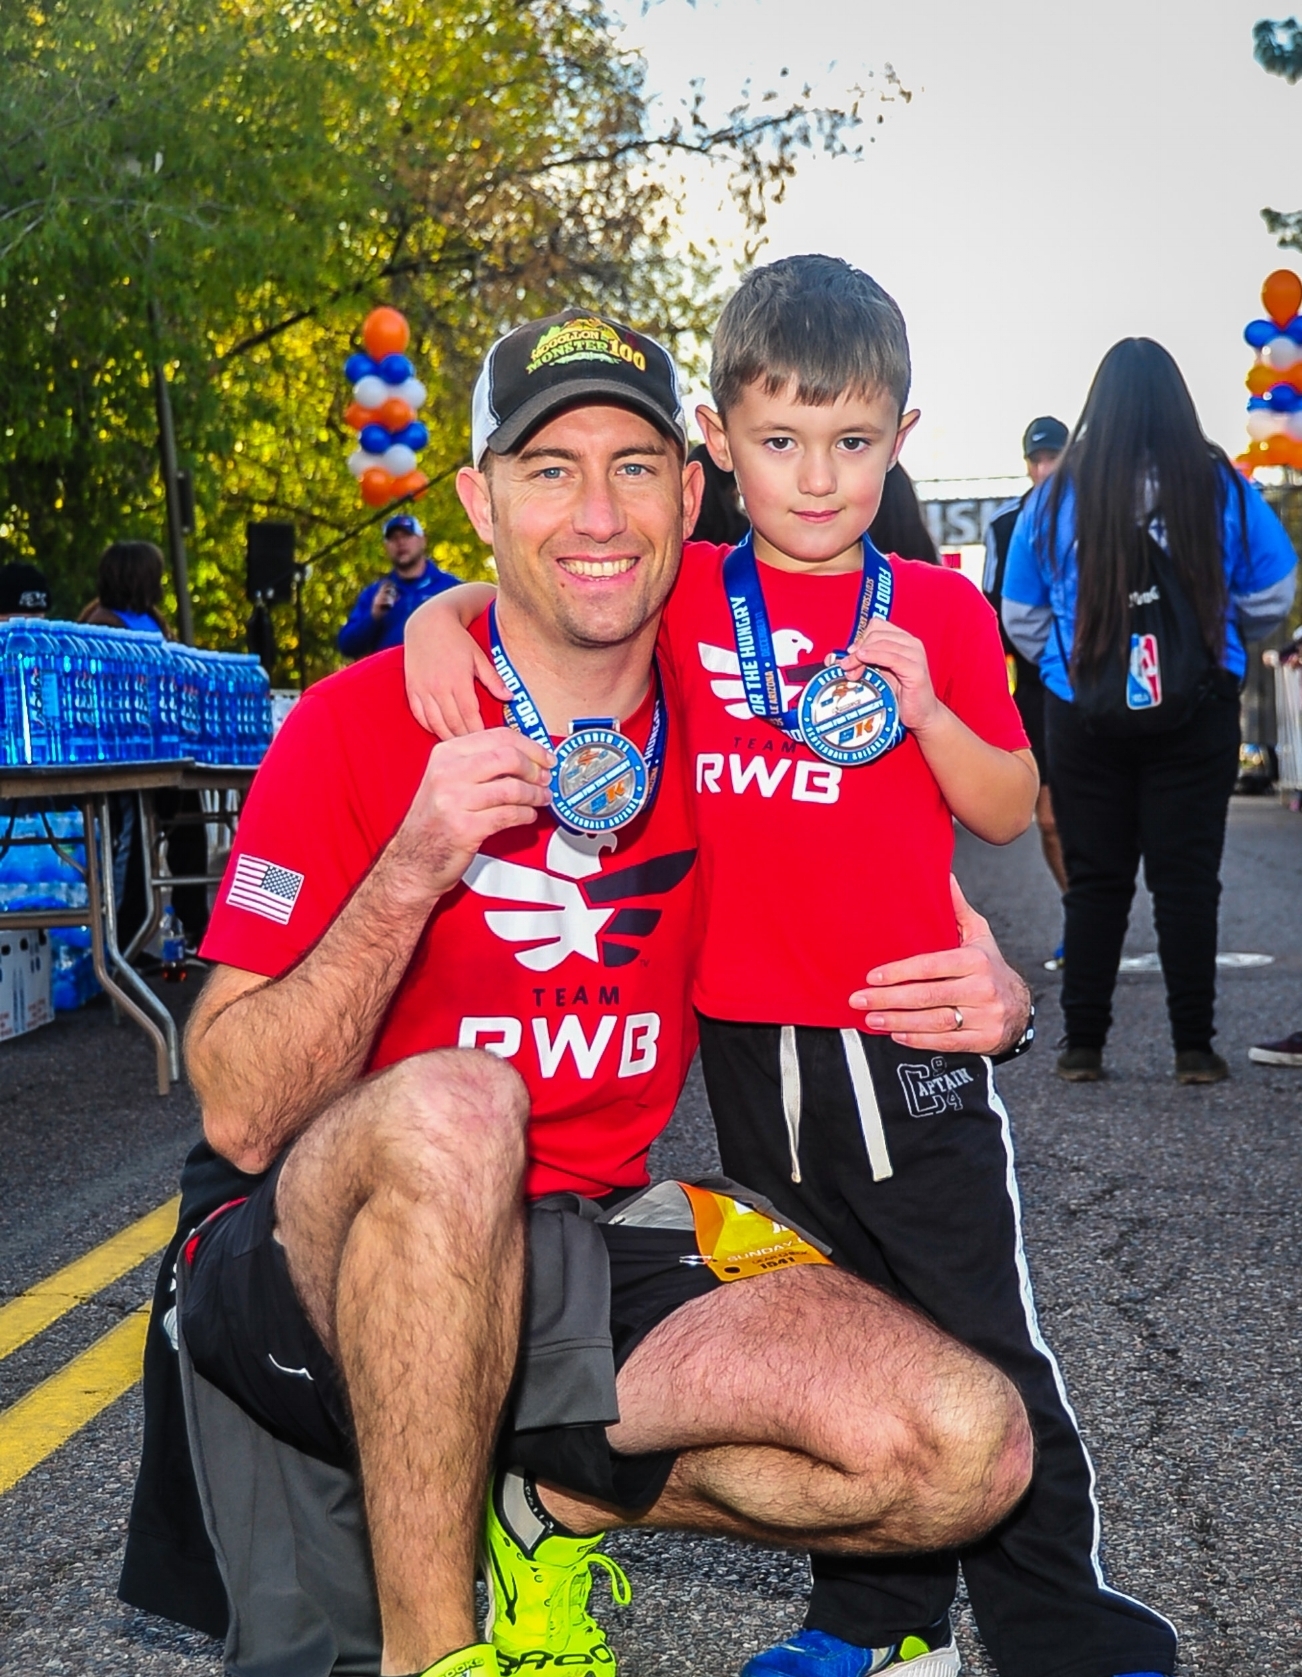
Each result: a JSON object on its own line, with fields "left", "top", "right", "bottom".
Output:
{"left": 78, "top": 539, "right": 170, "bottom": 635}
{"left": 868, "top": 463, "right": 940, "bottom": 563}
{"left": 1002, "top": 338, "right": 1296, "bottom": 1083}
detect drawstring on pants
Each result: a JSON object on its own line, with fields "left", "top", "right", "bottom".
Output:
{"left": 840, "top": 1028, "right": 893, "bottom": 1182}
{"left": 777, "top": 1027, "right": 894, "bottom": 1185}
{"left": 779, "top": 1026, "right": 802, "bottom": 1183}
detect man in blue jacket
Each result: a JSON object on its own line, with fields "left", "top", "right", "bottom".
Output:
{"left": 337, "top": 514, "right": 460, "bottom": 659}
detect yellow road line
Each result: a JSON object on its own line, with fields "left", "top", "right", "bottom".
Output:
{"left": 0, "top": 1308, "right": 149, "bottom": 1495}
{"left": 0, "top": 1195, "right": 178, "bottom": 1363}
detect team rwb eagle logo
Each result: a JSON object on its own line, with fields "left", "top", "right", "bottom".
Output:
{"left": 464, "top": 827, "right": 694, "bottom": 973}
{"left": 698, "top": 629, "right": 820, "bottom": 718}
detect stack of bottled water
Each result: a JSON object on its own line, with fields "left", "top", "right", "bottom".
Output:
{"left": 0, "top": 810, "right": 99, "bottom": 1012}
{"left": 0, "top": 621, "right": 273, "bottom": 768}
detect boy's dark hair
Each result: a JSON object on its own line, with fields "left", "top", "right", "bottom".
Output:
{"left": 711, "top": 255, "right": 911, "bottom": 417}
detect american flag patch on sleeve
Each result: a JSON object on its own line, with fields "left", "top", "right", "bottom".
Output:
{"left": 226, "top": 854, "right": 305, "bottom": 925}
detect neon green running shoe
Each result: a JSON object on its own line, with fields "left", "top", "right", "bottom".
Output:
{"left": 482, "top": 1488, "right": 631, "bottom": 1674}
{"left": 420, "top": 1645, "right": 500, "bottom": 1677}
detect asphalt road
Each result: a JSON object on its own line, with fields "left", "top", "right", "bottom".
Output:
{"left": 2, "top": 796, "right": 1300, "bottom": 1676}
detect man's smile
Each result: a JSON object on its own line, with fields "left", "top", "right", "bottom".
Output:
{"left": 556, "top": 556, "right": 640, "bottom": 578}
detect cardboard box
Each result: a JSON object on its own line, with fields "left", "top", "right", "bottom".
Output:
{"left": 0, "top": 928, "right": 54, "bottom": 1040}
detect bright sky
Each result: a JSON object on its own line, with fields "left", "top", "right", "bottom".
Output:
{"left": 611, "top": 0, "right": 1302, "bottom": 483}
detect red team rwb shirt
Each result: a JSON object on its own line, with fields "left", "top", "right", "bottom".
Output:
{"left": 201, "top": 627, "right": 699, "bottom": 1200}
{"left": 659, "top": 542, "right": 1029, "bottom": 1031}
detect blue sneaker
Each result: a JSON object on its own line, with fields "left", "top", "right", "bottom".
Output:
{"left": 1043, "top": 943, "right": 1065, "bottom": 972}
{"left": 741, "top": 1626, "right": 959, "bottom": 1677}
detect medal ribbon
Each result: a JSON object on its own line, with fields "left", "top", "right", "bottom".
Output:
{"left": 722, "top": 532, "right": 894, "bottom": 737}
{"left": 486, "top": 602, "right": 668, "bottom": 814}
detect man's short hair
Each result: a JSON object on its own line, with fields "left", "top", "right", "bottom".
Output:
{"left": 711, "top": 255, "right": 911, "bottom": 418}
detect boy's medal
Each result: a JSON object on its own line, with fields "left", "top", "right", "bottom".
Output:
{"left": 797, "top": 663, "right": 901, "bottom": 766}
{"left": 722, "top": 533, "right": 904, "bottom": 767}
{"left": 487, "top": 605, "right": 666, "bottom": 834}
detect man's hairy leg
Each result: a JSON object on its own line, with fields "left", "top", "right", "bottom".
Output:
{"left": 275, "top": 1048, "right": 529, "bottom": 1676}
{"left": 539, "top": 1266, "right": 1032, "bottom": 1555}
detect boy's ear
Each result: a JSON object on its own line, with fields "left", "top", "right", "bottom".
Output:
{"left": 890, "top": 408, "right": 922, "bottom": 468}
{"left": 455, "top": 465, "right": 495, "bottom": 547}
{"left": 696, "top": 404, "right": 733, "bottom": 472}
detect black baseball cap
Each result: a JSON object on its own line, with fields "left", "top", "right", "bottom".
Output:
{"left": 1022, "top": 417, "right": 1069, "bottom": 458}
{"left": 0, "top": 562, "right": 51, "bottom": 615}
{"left": 383, "top": 513, "right": 423, "bottom": 537}
{"left": 470, "top": 309, "right": 686, "bottom": 464}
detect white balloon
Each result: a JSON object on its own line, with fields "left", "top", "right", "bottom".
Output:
{"left": 1285, "top": 410, "right": 1302, "bottom": 440}
{"left": 1246, "top": 410, "right": 1288, "bottom": 440}
{"left": 381, "top": 444, "right": 418, "bottom": 476}
{"left": 1263, "top": 335, "right": 1302, "bottom": 370}
{"left": 395, "top": 377, "right": 427, "bottom": 410}
{"left": 348, "top": 449, "right": 386, "bottom": 479}
{"left": 353, "top": 375, "right": 388, "bottom": 410}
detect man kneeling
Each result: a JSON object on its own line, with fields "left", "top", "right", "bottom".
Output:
{"left": 178, "top": 314, "right": 1032, "bottom": 1677}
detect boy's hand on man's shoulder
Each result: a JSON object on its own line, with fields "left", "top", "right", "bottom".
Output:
{"left": 838, "top": 621, "right": 943, "bottom": 734}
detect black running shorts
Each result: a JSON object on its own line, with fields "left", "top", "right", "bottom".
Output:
{"left": 179, "top": 1160, "right": 722, "bottom": 1514}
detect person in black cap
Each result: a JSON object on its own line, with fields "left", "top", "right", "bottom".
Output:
{"left": 337, "top": 512, "right": 461, "bottom": 659}
{"left": 0, "top": 560, "right": 52, "bottom": 619}
{"left": 983, "top": 417, "right": 1070, "bottom": 959}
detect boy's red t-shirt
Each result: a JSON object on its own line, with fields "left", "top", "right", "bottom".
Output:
{"left": 201, "top": 629, "right": 699, "bottom": 1200}
{"left": 659, "top": 542, "right": 1028, "bottom": 1030}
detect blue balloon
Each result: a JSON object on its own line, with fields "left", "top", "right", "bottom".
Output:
{"left": 345, "top": 352, "right": 377, "bottom": 384}
{"left": 378, "top": 353, "right": 415, "bottom": 385}
{"left": 396, "top": 421, "right": 429, "bottom": 452}
{"left": 1248, "top": 396, "right": 1269, "bottom": 410}
{"left": 1285, "top": 318, "right": 1302, "bottom": 343}
{"left": 360, "top": 423, "right": 393, "bottom": 455}
{"left": 1265, "top": 385, "right": 1302, "bottom": 412}
{"left": 1245, "top": 319, "right": 1277, "bottom": 348}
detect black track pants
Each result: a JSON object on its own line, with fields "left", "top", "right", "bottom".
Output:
{"left": 1045, "top": 689, "right": 1241, "bottom": 1053}
{"left": 698, "top": 1018, "right": 1177, "bottom": 1677}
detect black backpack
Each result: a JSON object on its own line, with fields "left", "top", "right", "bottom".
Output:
{"left": 1058, "top": 531, "right": 1218, "bottom": 736}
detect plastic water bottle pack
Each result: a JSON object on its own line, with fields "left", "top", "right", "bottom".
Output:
{"left": 0, "top": 621, "right": 273, "bottom": 767}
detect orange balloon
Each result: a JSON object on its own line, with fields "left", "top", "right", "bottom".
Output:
{"left": 1248, "top": 433, "right": 1302, "bottom": 469}
{"left": 377, "top": 397, "right": 416, "bottom": 431}
{"left": 362, "top": 307, "right": 410, "bottom": 360}
{"left": 1262, "top": 269, "right": 1302, "bottom": 328}
{"left": 391, "top": 470, "right": 430, "bottom": 499}
{"left": 361, "top": 467, "right": 397, "bottom": 507}
{"left": 344, "top": 401, "right": 379, "bottom": 431}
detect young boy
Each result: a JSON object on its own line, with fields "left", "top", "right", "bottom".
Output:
{"left": 406, "top": 259, "right": 1176, "bottom": 1677}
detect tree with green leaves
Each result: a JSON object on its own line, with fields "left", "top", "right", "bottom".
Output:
{"left": 1255, "top": 17, "right": 1302, "bottom": 250}
{"left": 0, "top": 0, "right": 863, "bottom": 680}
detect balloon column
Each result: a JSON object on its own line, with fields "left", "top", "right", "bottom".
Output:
{"left": 344, "top": 308, "right": 431, "bottom": 507}
{"left": 1237, "top": 269, "right": 1302, "bottom": 474}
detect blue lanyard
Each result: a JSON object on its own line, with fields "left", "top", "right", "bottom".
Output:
{"left": 486, "top": 603, "right": 668, "bottom": 812}
{"left": 722, "top": 533, "right": 894, "bottom": 736}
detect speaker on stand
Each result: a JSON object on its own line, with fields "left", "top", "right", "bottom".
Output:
{"left": 245, "top": 521, "right": 306, "bottom": 688}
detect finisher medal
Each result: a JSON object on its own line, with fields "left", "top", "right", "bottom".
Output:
{"left": 722, "top": 532, "right": 903, "bottom": 768}
{"left": 487, "top": 605, "right": 666, "bottom": 835}
{"left": 551, "top": 724, "right": 649, "bottom": 834}
{"left": 797, "top": 664, "right": 901, "bottom": 767}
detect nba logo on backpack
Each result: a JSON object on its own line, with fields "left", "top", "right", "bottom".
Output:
{"left": 1126, "top": 633, "right": 1163, "bottom": 710}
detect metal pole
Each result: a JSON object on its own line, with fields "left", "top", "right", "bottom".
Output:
{"left": 294, "top": 566, "right": 307, "bottom": 692}
{"left": 153, "top": 361, "right": 195, "bottom": 645}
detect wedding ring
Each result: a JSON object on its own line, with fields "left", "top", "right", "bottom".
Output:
{"left": 952, "top": 1007, "right": 964, "bottom": 1031}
